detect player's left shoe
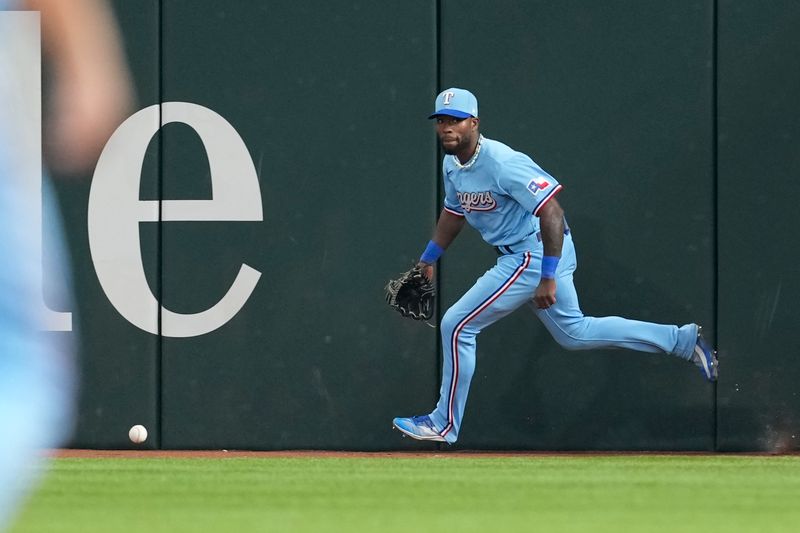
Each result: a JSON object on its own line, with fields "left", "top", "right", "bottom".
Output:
{"left": 692, "top": 327, "right": 718, "bottom": 382}
{"left": 392, "top": 415, "right": 446, "bottom": 442}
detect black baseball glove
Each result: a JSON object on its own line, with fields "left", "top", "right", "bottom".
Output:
{"left": 385, "top": 265, "right": 435, "bottom": 321}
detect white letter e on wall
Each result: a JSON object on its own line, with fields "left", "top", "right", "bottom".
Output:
{"left": 88, "top": 102, "right": 262, "bottom": 338}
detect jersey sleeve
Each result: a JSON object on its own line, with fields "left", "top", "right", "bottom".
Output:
{"left": 498, "top": 154, "right": 562, "bottom": 216}
{"left": 442, "top": 161, "right": 465, "bottom": 217}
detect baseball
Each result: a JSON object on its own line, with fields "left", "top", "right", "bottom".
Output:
{"left": 128, "top": 424, "right": 147, "bottom": 444}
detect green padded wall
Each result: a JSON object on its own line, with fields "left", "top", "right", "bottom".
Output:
{"left": 158, "top": 1, "right": 438, "bottom": 450}
{"left": 60, "top": 0, "right": 161, "bottom": 449}
{"left": 57, "top": 1, "right": 800, "bottom": 452}
{"left": 716, "top": 0, "right": 800, "bottom": 452}
{"left": 438, "top": 0, "right": 715, "bottom": 450}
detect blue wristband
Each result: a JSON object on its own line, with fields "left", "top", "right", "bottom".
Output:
{"left": 541, "top": 255, "right": 560, "bottom": 279}
{"left": 420, "top": 240, "right": 444, "bottom": 264}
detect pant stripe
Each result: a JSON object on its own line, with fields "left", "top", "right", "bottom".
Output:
{"left": 441, "top": 252, "right": 531, "bottom": 438}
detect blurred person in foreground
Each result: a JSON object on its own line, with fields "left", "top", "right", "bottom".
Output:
{"left": 0, "top": 0, "right": 133, "bottom": 529}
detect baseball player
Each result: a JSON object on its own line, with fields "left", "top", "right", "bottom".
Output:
{"left": 0, "top": 19, "right": 73, "bottom": 526}
{"left": 392, "top": 88, "right": 718, "bottom": 444}
{"left": 0, "top": 2, "right": 131, "bottom": 529}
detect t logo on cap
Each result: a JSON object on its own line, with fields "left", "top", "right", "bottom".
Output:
{"left": 428, "top": 88, "right": 479, "bottom": 120}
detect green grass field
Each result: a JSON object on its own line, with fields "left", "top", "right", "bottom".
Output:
{"left": 11, "top": 455, "right": 800, "bottom": 533}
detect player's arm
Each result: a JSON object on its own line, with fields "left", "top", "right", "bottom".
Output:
{"left": 24, "top": 0, "right": 134, "bottom": 173}
{"left": 417, "top": 209, "right": 466, "bottom": 279}
{"left": 430, "top": 209, "right": 466, "bottom": 251}
{"left": 533, "top": 197, "right": 565, "bottom": 309}
{"left": 538, "top": 197, "right": 565, "bottom": 258}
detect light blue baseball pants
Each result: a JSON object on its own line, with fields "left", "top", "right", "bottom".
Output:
{"left": 427, "top": 233, "right": 698, "bottom": 443}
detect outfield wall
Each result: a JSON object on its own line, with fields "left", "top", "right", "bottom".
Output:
{"left": 41, "top": 1, "right": 798, "bottom": 451}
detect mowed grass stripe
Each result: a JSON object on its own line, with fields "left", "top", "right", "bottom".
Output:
{"left": 11, "top": 456, "right": 800, "bottom": 533}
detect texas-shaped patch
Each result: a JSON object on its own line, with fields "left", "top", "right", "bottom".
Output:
{"left": 526, "top": 176, "right": 551, "bottom": 196}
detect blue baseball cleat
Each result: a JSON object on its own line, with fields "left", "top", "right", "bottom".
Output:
{"left": 392, "top": 415, "right": 446, "bottom": 442}
{"left": 692, "top": 327, "right": 718, "bottom": 382}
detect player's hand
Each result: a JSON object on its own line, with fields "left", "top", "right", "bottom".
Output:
{"left": 533, "top": 279, "right": 557, "bottom": 309}
{"left": 416, "top": 262, "right": 435, "bottom": 282}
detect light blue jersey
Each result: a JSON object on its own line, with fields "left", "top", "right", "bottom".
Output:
{"left": 442, "top": 135, "right": 562, "bottom": 247}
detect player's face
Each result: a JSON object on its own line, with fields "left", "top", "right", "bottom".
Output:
{"left": 435, "top": 116, "right": 478, "bottom": 156}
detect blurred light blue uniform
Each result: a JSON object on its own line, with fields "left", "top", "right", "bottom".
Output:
{"left": 429, "top": 135, "right": 697, "bottom": 443}
{"left": 0, "top": 5, "right": 76, "bottom": 528}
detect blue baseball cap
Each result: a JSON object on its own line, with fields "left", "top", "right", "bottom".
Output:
{"left": 428, "top": 88, "right": 478, "bottom": 119}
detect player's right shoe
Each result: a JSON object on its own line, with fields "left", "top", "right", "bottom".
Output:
{"left": 392, "top": 415, "right": 446, "bottom": 442}
{"left": 692, "top": 327, "right": 718, "bottom": 382}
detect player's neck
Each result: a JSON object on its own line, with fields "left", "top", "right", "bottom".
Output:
{"left": 453, "top": 134, "right": 483, "bottom": 168}
{"left": 456, "top": 137, "right": 480, "bottom": 164}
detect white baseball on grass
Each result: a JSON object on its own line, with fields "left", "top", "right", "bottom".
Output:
{"left": 129, "top": 424, "right": 148, "bottom": 444}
